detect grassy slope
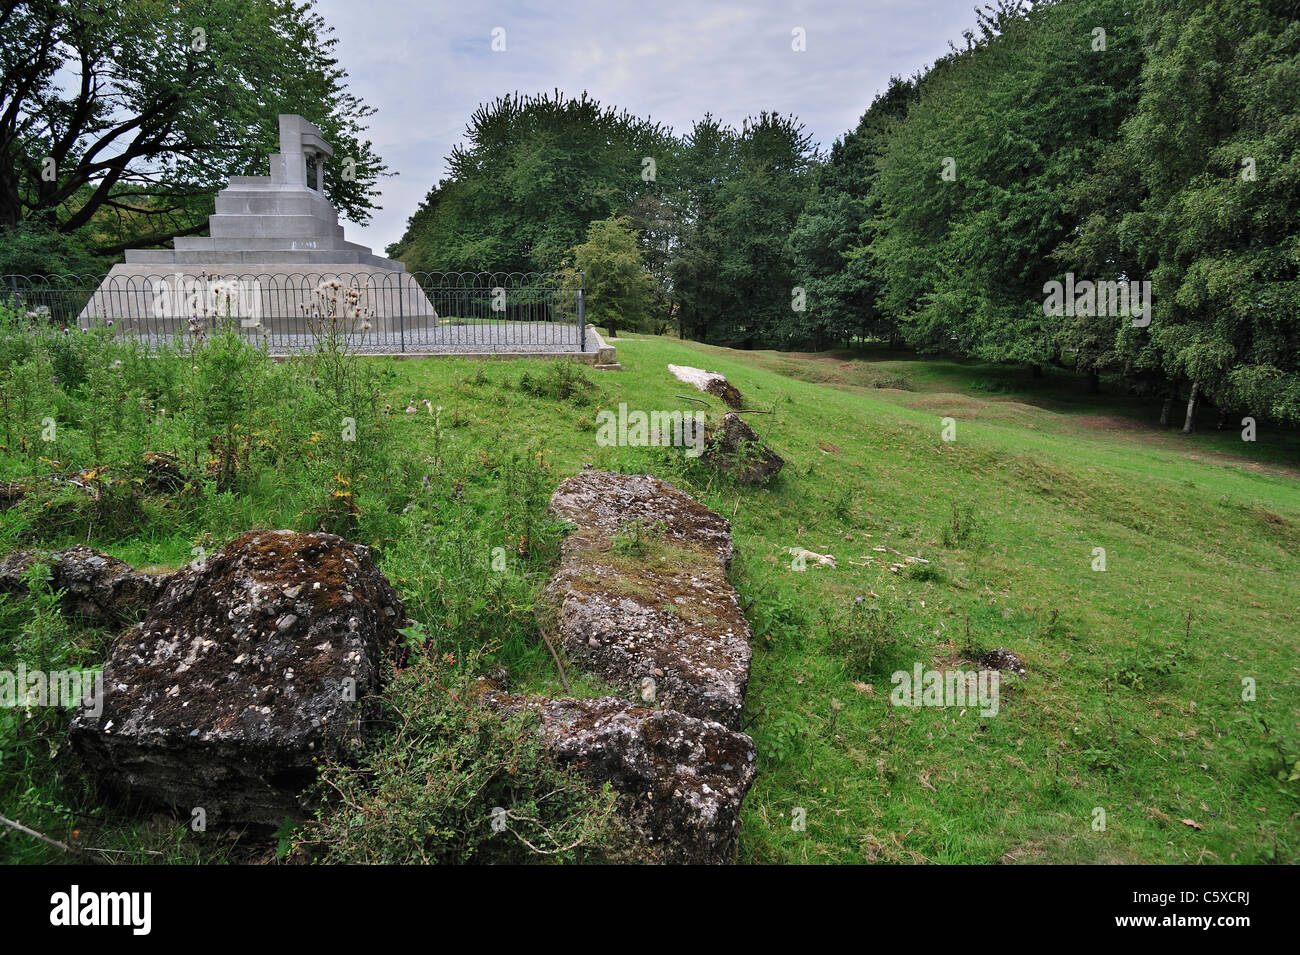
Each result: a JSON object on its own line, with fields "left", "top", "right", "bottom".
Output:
{"left": 4, "top": 334, "right": 1294, "bottom": 863}
{"left": 390, "top": 336, "right": 1298, "bottom": 864}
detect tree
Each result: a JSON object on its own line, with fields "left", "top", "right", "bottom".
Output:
{"left": 0, "top": 0, "right": 388, "bottom": 260}
{"left": 568, "top": 215, "right": 654, "bottom": 339}
{"left": 866, "top": 0, "right": 1143, "bottom": 369}
{"left": 622, "top": 191, "right": 681, "bottom": 334}
{"left": 1058, "top": 0, "right": 1300, "bottom": 427}
{"left": 791, "top": 76, "right": 916, "bottom": 350}
{"left": 388, "top": 91, "right": 673, "bottom": 273}
{"left": 0, "top": 220, "right": 100, "bottom": 275}
{"left": 667, "top": 115, "right": 738, "bottom": 343}
{"left": 672, "top": 113, "right": 817, "bottom": 347}
{"left": 1122, "top": 0, "right": 1299, "bottom": 427}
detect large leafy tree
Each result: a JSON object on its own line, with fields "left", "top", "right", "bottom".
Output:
{"left": 790, "top": 76, "right": 916, "bottom": 350}
{"left": 1080, "top": 0, "right": 1300, "bottom": 427}
{"left": 568, "top": 215, "right": 654, "bottom": 339}
{"left": 666, "top": 115, "right": 738, "bottom": 342}
{"left": 866, "top": 0, "right": 1143, "bottom": 369}
{"left": 0, "top": 0, "right": 388, "bottom": 260}
{"left": 622, "top": 190, "right": 682, "bottom": 334}
{"left": 673, "top": 112, "right": 818, "bottom": 346}
{"left": 388, "top": 91, "right": 674, "bottom": 273}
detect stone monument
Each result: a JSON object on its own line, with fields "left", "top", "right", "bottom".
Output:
{"left": 80, "top": 115, "right": 436, "bottom": 331}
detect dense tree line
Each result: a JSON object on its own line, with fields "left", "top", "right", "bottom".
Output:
{"left": 390, "top": 0, "right": 1297, "bottom": 426}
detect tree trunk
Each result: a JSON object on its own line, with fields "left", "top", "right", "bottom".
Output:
{"left": 1216, "top": 409, "right": 1228, "bottom": 430}
{"left": 1031, "top": 364, "right": 1045, "bottom": 380}
{"left": 1181, "top": 381, "right": 1200, "bottom": 434}
{"left": 1088, "top": 371, "right": 1100, "bottom": 394}
{"left": 0, "top": 179, "right": 21, "bottom": 229}
{"left": 1159, "top": 396, "right": 1173, "bottom": 427}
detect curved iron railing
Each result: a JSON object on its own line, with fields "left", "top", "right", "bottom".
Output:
{"left": 0, "top": 270, "right": 587, "bottom": 355}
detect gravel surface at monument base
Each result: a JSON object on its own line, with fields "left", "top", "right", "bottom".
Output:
{"left": 111, "top": 321, "right": 598, "bottom": 356}
{"left": 76, "top": 263, "right": 438, "bottom": 324}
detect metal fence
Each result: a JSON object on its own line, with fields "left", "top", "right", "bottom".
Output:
{"left": 0, "top": 271, "right": 587, "bottom": 355}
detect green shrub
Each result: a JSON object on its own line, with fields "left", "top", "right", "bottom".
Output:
{"left": 296, "top": 656, "right": 629, "bottom": 864}
{"left": 0, "top": 560, "right": 113, "bottom": 864}
{"left": 822, "top": 597, "right": 901, "bottom": 677}
{"left": 941, "top": 500, "right": 981, "bottom": 547}
{"left": 380, "top": 446, "right": 563, "bottom": 673}
{"left": 518, "top": 359, "right": 593, "bottom": 402}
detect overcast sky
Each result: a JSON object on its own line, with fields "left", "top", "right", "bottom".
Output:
{"left": 313, "top": 0, "right": 986, "bottom": 253}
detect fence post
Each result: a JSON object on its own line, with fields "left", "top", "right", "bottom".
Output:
{"left": 398, "top": 273, "right": 405, "bottom": 354}
{"left": 577, "top": 270, "right": 585, "bottom": 352}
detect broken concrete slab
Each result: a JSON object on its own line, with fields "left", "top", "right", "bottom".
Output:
{"left": 486, "top": 692, "right": 756, "bottom": 864}
{"left": 70, "top": 529, "right": 405, "bottom": 827}
{"left": 0, "top": 546, "right": 169, "bottom": 625}
{"left": 547, "top": 470, "right": 751, "bottom": 727}
{"left": 702, "top": 412, "right": 784, "bottom": 485}
{"left": 668, "top": 364, "right": 744, "bottom": 409}
{"left": 550, "top": 469, "right": 735, "bottom": 567}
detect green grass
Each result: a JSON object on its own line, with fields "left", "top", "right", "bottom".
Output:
{"left": 390, "top": 340, "right": 1300, "bottom": 864}
{"left": 2, "top": 333, "right": 1296, "bottom": 864}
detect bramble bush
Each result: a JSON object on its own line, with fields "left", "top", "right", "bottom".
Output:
{"left": 295, "top": 654, "right": 630, "bottom": 864}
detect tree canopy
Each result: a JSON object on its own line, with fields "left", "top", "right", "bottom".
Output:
{"left": 39, "top": 0, "right": 1274, "bottom": 426}
{"left": 389, "top": 91, "right": 673, "bottom": 274}
{"left": 0, "top": 0, "right": 388, "bottom": 261}
{"left": 568, "top": 215, "right": 655, "bottom": 339}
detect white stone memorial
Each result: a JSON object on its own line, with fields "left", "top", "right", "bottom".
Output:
{"left": 80, "top": 115, "right": 436, "bottom": 331}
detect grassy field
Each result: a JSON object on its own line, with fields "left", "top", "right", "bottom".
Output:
{"left": 2, "top": 330, "right": 1296, "bottom": 863}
